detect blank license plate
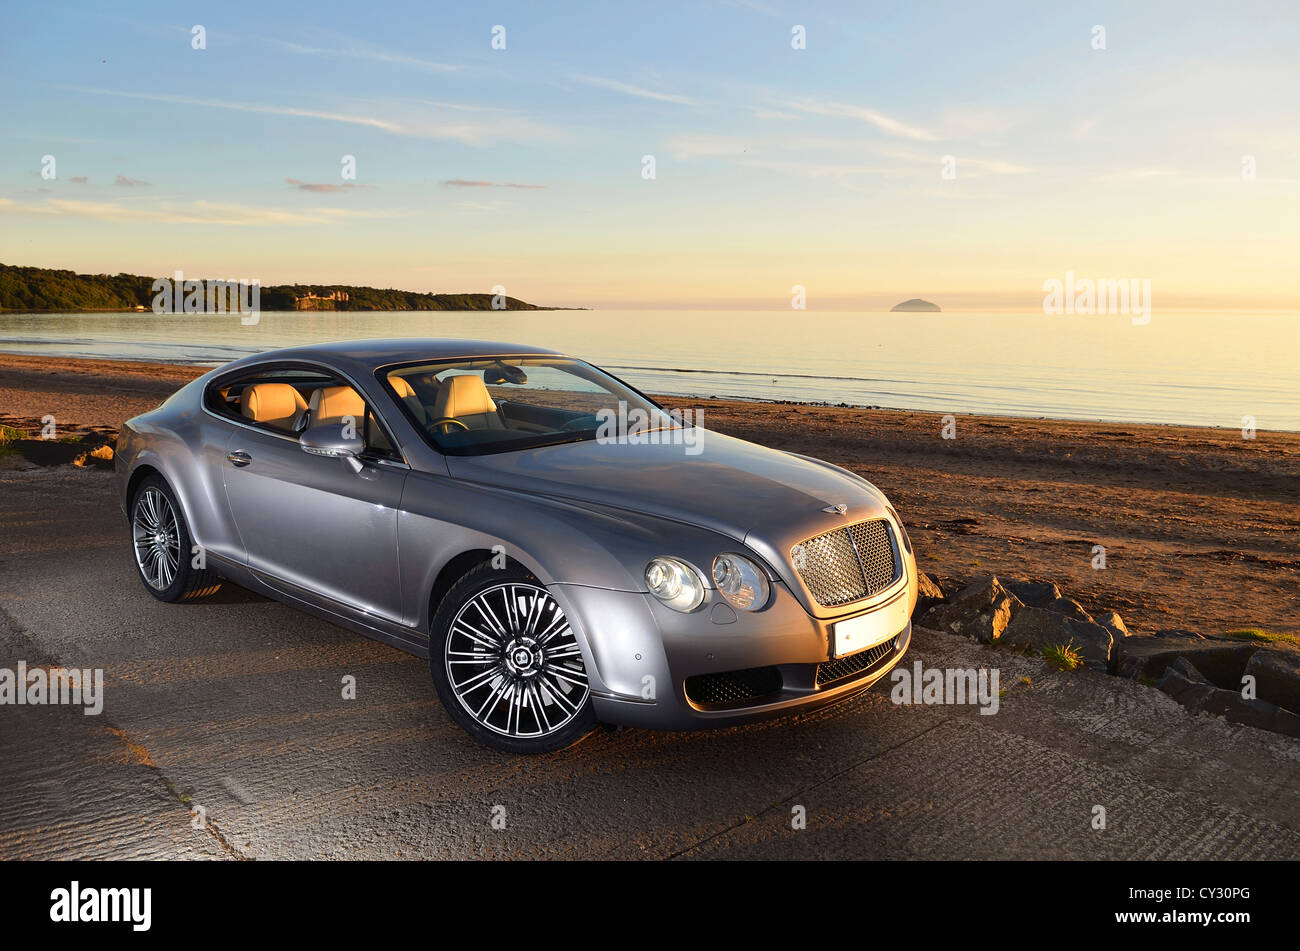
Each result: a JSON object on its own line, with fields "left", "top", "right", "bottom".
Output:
{"left": 832, "top": 594, "right": 908, "bottom": 658}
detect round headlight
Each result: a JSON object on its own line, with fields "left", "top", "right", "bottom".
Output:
{"left": 711, "top": 553, "right": 770, "bottom": 611}
{"left": 645, "top": 557, "right": 706, "bottom": 612}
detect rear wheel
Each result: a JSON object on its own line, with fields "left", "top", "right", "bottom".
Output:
{"left": 130, "top": 474, "right": 221, "bottom": 602}
{"left": 430, "top": 563, "right": 595, "bottom": 754}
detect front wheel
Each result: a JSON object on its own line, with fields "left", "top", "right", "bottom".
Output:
{"left": 130, "top": 474, "right": 221, "bottom": 602}
{"left": 430, "top": 563, "right": 595, "bottom": 754}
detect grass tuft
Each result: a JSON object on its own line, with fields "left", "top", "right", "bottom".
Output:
{"left": 1043, "top": 641, "right": 1084, "bottom": 672}
{"left": 1224, "top": 628, "right": 1299, "bottom": 647}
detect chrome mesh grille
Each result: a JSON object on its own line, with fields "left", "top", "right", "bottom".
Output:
{"left": 816, "top": 636, "right": 899, "bottom": 687}
{"left": 848, "top": 520, "right": 897, "bottom": 596}
{"left": 684, "top": 666, "right": 782, "bottom": 707}
{"left": 794, "top": 518, "right": 899, "bottom": 607}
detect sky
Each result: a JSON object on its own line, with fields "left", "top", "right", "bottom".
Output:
{"left": 1, "top": 0, "right": 1297, "bottom": 310}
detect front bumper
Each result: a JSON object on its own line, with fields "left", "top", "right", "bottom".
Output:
{"left": 552, "top": 581, "right": 912, "bottom": 731}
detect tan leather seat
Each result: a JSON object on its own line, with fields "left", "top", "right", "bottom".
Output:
{"left": 431, "top": 374, "right": 501, "bottom": 430}
{"left": 309, "top": 385, "right": 366, "bottom": 425}
{"left": 241, "top": 383, "right": 307, "bottom": 431}
{"left": 388, "top": 374, "right": 428, "bottom": 424}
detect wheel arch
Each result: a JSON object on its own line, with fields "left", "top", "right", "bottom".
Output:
{"left": 422, "top": 544, "right": 618, "bottom": 700}
{"left": 123, "top": 448, "right": 216, "bottom": 566}
{"left": 125, "top": 462, "right": 163, "bottom": 509}
{"left": 426, "top": 547, "right": 547, "bottom": 624}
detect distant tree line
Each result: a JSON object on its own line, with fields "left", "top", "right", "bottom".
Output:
{"left": 0, "top": 264, "right": 156, "bottom": 311}
{"left": 0, "top": 263, "right": 562, "bottom": 312}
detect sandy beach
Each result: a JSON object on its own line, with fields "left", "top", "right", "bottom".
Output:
{"left": 2, "top": 352, "right": 1296, "bottom": 641}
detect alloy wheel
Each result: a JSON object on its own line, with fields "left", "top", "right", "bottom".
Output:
{"left": 445, "top": 582, "right": 590, "bottom": 739}
{"left": 133, "top": 487, "right": 182, "bottom": 590}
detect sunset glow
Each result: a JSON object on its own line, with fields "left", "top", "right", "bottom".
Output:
{"left": 2, "top": 1, "right": 1296, "bottom": 310}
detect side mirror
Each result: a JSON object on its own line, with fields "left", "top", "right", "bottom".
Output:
{"left": 484, "top": 363, "right": 527, "bottom": 385}
{"left": 300, "top": 421, "right": 366, "bottom": 473}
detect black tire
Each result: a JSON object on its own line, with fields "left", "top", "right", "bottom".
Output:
{"left": 429, "top": 562, "right": 595, "bottom": 754}
{"left": 129, "top": 474, "right": 222, "bottom": 602}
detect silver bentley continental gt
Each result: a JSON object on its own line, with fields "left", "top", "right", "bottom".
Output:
{"left": 115, "top": 340, "right": 917, "bottom": 753}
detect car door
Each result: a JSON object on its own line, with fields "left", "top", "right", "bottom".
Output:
{"left": 219, "top": 367, "right": 408, "bottom": 623}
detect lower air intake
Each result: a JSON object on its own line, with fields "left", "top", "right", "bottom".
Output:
{"left": 815, "top": 636, "right": 899, "bottom": 687}
{"left": 684, "top": 666, "right": 783, "bottom": 707}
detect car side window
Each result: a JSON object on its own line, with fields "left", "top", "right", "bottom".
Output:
{"left": 207, "top": 368, "right": 328, "bottom": 436}
{"left": 362, "top": 410, "right": 401, "bottom": 461}
{"left": 206, "top": 367, "right": 401, "bottom": 461}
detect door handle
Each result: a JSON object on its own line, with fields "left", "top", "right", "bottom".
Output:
{"left": 227, "top": 450, "right": 252, "bottom": 467}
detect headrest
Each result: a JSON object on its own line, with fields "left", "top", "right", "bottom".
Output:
{"left": 432, "top": 374, "right": 497, "bottom": 419}
{"left": 389, "top": 375, "right": 416, "bottom": 398}
{"left": 309, "top": 385, "right": 366, "bottom": 422}
{"left": 242, "top": 383, "right": 306, "bottom": 423}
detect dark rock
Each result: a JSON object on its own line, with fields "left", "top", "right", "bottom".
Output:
{"left": 1000, "top": 606, "right": 1113, "bottom": 670}
{"left": 73, "top": 444, "right": 114, "bottom": 469}
{"left": 1003, "top": 579, "right": 1061, "bottom": 607}
{"left": 1044, "top": 596, "right": 1094, "bottom": 623}
{"left": 11, "top": 439, "right": 84, "bottom": 467}
{"left": 1094, "top": 610, "right": 1128, "bottom": 640}
{"left": 1243, "top": 650, "right": 1300, "bottom": 715}
{"left": 913, "top": 571, "right": 945, "bottom": 619}
{"left": 1115, "top": 636, "right": 1257, "bottom": 690}
{"left": 76, "top": 430, "right": 115, "bottom": 448}
{"left": 1154, "top": 629, "right": 1209, "bottom": 640}
{"left": 1165, "top": 656, "right": 1209, "bottom": 683}
{"left": 918, "top": 575, "right": 1021, "bottom": 644}
{"left": 1156, "top": 663, "right": 1300, "bottom": 738}
{"left": 1156, "top": 662, "right": 1212, "bottom": 705}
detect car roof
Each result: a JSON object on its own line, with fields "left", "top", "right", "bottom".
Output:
{"left": 219, "top": 338, "right": 566, "bottom": 375}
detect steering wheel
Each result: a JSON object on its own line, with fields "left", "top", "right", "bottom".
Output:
{"left": 429, "top": 417, "right": 470, "bottom": 434}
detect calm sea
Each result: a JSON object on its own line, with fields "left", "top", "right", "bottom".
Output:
{"left": 1, "top": 309, "right": 1296, "bottom": 431}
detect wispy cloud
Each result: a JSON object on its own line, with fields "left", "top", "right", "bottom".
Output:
{"left": 406, "top": 99, "right": 510, "bottom": 113}
{"left": 1097, "top": 167, "right": 1296, "bottom": 186}
{"left": 443, "top": 179, "right": 547, "bottom": 189}
{"left": 932, "top": 106, "right": 1023, "bottom": 142}
{"left": 452, "top": 200, "right": 510, "bottom": 213}
{"left": 571, "top": 74, "right": 695, "bottom": 105}
{"left": 667, "top": 135, "right": 755, "bottom": 160}
{"left": 286, "top": 179, "right": 364, "bottom": 193}
{"left": 72, "top": 87, "right": 403, "bottom": 133}
{"left": 267, "top": 37, "right": 463, "bottom": 72}
{"left": 666, "top": 134, "right": 1031, "bottom": 183}
{"left": 878, "top": 148, "right": 1033, "bottom": 176}
{"left": 957, "top": 156, "right": 1034, "bottom": 175}
{"left": 11, "top": 132, "right": 113, "bottom": 146}
{"left": 114, "top": 174, "right": 150, "bottom": 187}
{"left": 68, "top": 176, "right": 88, "bottom": 184}
{"left": 737, "top": 158, "right": 898, "bottom": 178}
{"left": 1097, "top": 168, "right": 1184, "bottom": 182}
{"left": 0, "top": 197, "right": 409, "bottom": 226}
{"left": 67, "top": 87, "right": 564, "bottom": 145}
{"left": 774, "top": 98, "right": 936, "bottom": 141}
{"left": 719, "top": 0, "right": 778, "bottom": 14}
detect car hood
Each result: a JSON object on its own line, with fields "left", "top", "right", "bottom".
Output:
{"left": 444, "top": 429, "right": 891, "bottom": 551}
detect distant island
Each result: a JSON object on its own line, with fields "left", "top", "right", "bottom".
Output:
{"left": 890, "top": 298, "right": 941, "bottom": 312}
{"left": 0, "top": 263, "right": 577, "bottom": 312}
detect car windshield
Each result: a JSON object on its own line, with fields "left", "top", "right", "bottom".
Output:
{"left": 381, "top": 356, "right": 681, "bottom": 456}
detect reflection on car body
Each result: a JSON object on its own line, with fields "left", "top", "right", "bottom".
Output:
{"left": 116, "top": 339, "right": 916, "bottom": 753}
